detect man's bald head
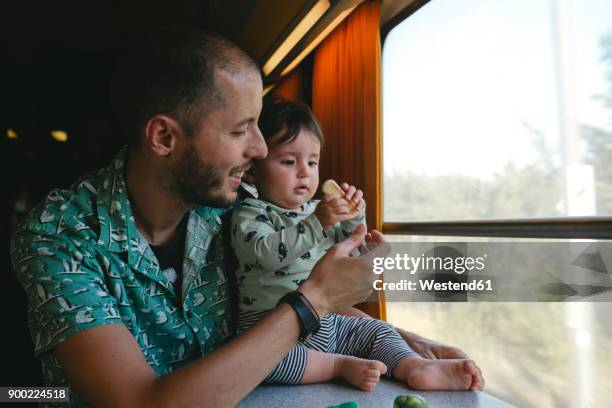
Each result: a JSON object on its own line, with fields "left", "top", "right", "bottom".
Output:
{"left": 111, "top": 25, "right": 261, "bottom": 147}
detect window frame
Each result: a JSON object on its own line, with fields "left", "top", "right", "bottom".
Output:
{"left": 380, "top": 0, "right": 612, "bottom": 240}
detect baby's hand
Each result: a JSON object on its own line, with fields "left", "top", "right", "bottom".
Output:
{"left": 339, "top": 182, "right": 365, "bottom": 214}
{"left": 315, "top": 182, "right": 365, "bottom": 230}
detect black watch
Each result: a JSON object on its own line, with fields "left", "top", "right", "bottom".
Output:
{"left": 278, "top": 291, "right": 321, "bottom": 341}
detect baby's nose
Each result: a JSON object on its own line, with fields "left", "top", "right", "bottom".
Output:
{"left": 297, "top": 166, "right": 309, "bottom": 177}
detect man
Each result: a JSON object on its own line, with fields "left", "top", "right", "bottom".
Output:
{"left": 11, "top": 26, "right": 474, "bottom": 407}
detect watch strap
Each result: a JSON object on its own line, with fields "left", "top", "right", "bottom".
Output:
{"left": 278, "top": 291, "right": 321, "bottom": 340}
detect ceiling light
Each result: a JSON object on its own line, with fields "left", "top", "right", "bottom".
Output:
{"left": 262, "top": 0, "right": 330, "bottom": 76}
{"left": 281, "top": 5, "right": 357, "bottom": 77}
{"left": 51, "top": 130, "right": 68, "bottom": 143}
{"left": 6, "top": 128, "right": 18, "bottom": 139}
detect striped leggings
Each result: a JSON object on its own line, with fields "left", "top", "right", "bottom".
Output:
{"left": 239, "top": 311, "right": 416, "bottom": 384}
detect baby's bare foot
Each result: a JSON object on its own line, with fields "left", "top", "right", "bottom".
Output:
{"left": 469, "top": 363, "right": 485, "bottom": 391}
{"left": 333, "top": 356, "right": 387, "bottom": 391}
{"left": 394, "top": 357, "right": 481, "bottom": 391}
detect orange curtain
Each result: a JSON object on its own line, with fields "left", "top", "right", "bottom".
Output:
{"left": 312, "top": 0, "right": 385, "bottom": 320}
{"left": 271, "top": 66, "right": 304, "bottom": 102}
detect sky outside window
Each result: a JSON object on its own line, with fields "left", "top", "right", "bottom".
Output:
{"left": 382, "top": 0, "right": 612, "bottom": 221}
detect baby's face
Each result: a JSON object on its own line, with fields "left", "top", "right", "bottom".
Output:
{"left": 254, "top": 129, "right": 321, "bottom": 210}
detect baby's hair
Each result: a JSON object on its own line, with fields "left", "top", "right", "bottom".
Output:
{"left": 258, "top": 98, "right": 324, "bottom": 147}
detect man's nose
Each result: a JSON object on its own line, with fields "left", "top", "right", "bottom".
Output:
{"left": 246, "top": 125, "right": 268, "bottom": 159}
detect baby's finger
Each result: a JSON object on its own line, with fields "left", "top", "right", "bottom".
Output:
{"left": 328, "top": 197, "right": 349, "bottom": 208}
{"left": 329, "top": 196, "right": 351, "bottom": 208}
{"left": 352, "top": 189, "right": 363, "bottom": 204}
{"left": 344, "top": 185, "right": 357, "bottom": 201}
{"left": 365, "top": 229, "right": 386, "bottom": 243}
{"left": 357, "top": 199, "right": 365, "bottom": 211}
{"left": 322, "top": 192, "right": 341, "bottom": 203}
{"left": 333, "top": 204, "right": 350, "bottom": 216}
{"left": 361, "top": 237, "right": 391, "bottom": 262}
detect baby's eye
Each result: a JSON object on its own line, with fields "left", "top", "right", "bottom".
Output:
{"left": 308, "top": 161, "right": 318, "bottom": 167}
{"left": 281, "top": 160, "right": 295, "bottom": 165}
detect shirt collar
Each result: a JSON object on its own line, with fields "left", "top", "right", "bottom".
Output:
{"left": 95, "top": 147, "right": 227, "bottom": 282}
{"left": 95, "top": 147, "right": 152, "bottom": 269}
{"left": 253, "top": 197, "right": 317, "bottom": 216}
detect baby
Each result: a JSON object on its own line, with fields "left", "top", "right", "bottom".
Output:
{"left": 231, "top": 98, "right": 484, "bottom": 391}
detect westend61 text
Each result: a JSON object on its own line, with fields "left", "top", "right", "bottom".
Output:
{"left": 373, "top": 279, "right": 493, "bottom": 292}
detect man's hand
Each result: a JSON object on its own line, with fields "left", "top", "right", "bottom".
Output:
{"left": 300, "top": 224, "right": 389, "bottom": 317}
{"left": 398, "top": 331, "right": 485, "bottom": 390}
{"left": 395, "top": 327, "right": 469, "bottom": 359}
{"left": 315, "top": 183, "right": 365, "bottom": 230}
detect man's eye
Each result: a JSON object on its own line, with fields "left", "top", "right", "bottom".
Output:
{"left": 281, "top": 160, "right": 295, "bottom": 165}
{"left": 231, "top": 129, "right": 248, "bottom": 136}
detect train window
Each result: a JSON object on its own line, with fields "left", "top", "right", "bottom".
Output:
{"left": 386, "top": 299, "right": 612, "bottom": 407}
{"left": 382, "top": 0, "right": 612, "bottom": 406}
{"left": 382, "top": 0, "right": 612, "bottom": 222}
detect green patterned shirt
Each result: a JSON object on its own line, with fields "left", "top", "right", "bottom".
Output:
{"left": 10, "top": 148, "right": 232, "bottom": 406}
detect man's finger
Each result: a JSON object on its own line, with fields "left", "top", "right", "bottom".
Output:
{"left": 360, "top": 235, "right": 391, "bottom": 263}
{"left": 332, "top": 223, "right": 367, "bottom": 257}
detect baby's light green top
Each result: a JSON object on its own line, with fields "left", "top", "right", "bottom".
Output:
{"left": 231, "top": 197, "right": 365, "bottom": 313}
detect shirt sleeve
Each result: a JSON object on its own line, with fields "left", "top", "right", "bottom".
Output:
{"left": 10, "top": 228, "right": 123, "bottom": 356}
{"left": 231, "top": 203, "right": 328, "bottom": 271}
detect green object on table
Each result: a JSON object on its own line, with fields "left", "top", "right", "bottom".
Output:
{"left": 393, "top": 393, "right": 429, "bottom": 408}
{"left": 327, "top": 401, "right": 358, "bottom": 408}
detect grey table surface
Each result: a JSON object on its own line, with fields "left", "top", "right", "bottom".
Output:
{"left": 237, "top": 379, "right": 516, "bottom": 408}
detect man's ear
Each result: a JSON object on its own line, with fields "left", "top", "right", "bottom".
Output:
{"left": 143, "top": 114, "right": 181, "bottom": 158}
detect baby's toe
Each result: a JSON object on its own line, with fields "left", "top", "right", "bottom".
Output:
{"left": 463, "top": 360, "right": 478, "bottom": 374}
{"left": 369, "top": 360, "right": 387, "bottom": 375}
{"left": 361, "top": 380, "right": 378, "bottom": 391}
{"left": 364, "top": 369, "right": 381, "bottom": 379}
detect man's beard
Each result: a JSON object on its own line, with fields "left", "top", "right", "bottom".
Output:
{"left": 168, "top": 143, "right": 239, "bottom": 208}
